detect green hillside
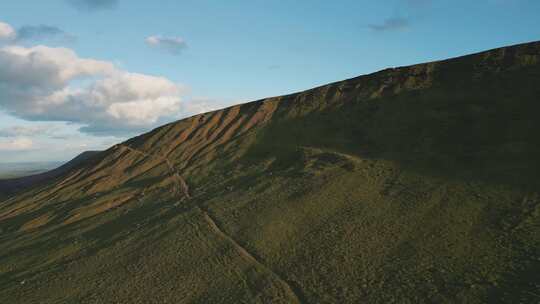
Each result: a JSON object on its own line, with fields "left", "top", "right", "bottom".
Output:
{"left": 1, "top": 41, "right": 539, "bottom": 303}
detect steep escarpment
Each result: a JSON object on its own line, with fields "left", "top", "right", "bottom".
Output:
{"left": 1, "top": 41, "right": 540, "bottom": 303}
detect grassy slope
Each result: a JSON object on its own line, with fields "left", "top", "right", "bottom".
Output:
{"left": 0, "top": 41, "right": 539, "bottom": 303}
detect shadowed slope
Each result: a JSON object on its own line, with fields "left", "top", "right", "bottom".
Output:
{"left": 1, "top": 41, "right": 540, "bottom": 303}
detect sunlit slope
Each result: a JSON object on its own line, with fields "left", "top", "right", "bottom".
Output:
{"left": 1, "top": 41, "right": 539, "bottom": 303}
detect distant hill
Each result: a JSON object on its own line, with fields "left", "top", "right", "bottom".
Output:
{"left": 0, "top": 151, "right": 101, "bottom": 199}
{"left": 1, "top": 41, "right": 539, "bottom": 303}
{"left": 0, "top": 162, "right": 62, "bottom": 179}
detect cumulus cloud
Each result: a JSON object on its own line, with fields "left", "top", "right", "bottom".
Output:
{"left": 0, "top": 137, "right": 33, "bottom": 151}
{"left": 16, "top": 25, "right": 75, "bottom": 43}
{"left": 67, "top": 0, "right": 118, "bottom": 11}
{"left": 145, "top": 36, "right": 188, "bottom": 55}
{"left": 0, "top": 22, "right": 16, "bottom": 40}
{"left": 368, "top": 17, "right": 410, "bottom": 32}
{"left": 0, "top": 45, "right": 187, "bottom": 135}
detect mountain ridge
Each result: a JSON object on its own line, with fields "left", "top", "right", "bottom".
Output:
{"left": 1, "top": 40, "right": 539, "bottom": 303}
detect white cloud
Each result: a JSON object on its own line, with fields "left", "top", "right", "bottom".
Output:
{"left": 0, "top": 44, "right": 188, "bottom": 135}
{"left": 0, "top": 137, "right": 33, "bottom": 151}
{"left": 0, "top": 21, "right": 16, "bottom": 40}
{"left": 0, "top": 20, "right": 210, "bottom": 139}
{"left": 0, "top": 21, "right": 217, "bottom": 161}
{"left": 145, "top": 35, "right": 188, "bottom": 55}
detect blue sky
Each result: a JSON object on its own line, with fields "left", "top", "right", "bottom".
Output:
{"left": 0, "top": 0, "right": 539, "bottom": 163}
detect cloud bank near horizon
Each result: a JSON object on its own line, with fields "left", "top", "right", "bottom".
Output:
{"left": 0, "top": 44, "right": 185, "bottom": 135}
{"left": 0, "top": 20, "right": 209, "bottom": 138}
